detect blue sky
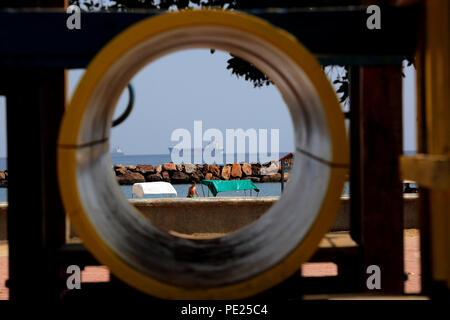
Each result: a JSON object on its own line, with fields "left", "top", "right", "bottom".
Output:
{"left": 0, "top": 50, "right": 416, "bottom": 158}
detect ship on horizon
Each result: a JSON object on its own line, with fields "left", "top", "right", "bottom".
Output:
{"left": 111, "top": 146, "right": 125, "bottom": 156}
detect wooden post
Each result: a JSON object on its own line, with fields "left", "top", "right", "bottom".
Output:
{"left": 422, "top": 0, "right": 450, "bottom": 295}
{"left": 359, "top": 66, "right": 404, "bottom": 294}
{"left": 6, "top": 69, "right": 66, "bottom": 301}
{"left": 349, "top": 66, "right": 362, "bottom": 245}
{"left": 396, "top": 0, "right": 450, "bottom": 298}
{"left": 413, "top": 3, "right": 432, "bottom": 295}
{"left": 4, "top": 1, "right": 67, "bottom": 302}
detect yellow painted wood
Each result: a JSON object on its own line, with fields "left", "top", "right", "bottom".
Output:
{"left": 423, "top": 0, "right": 450, "bottom": 288}
{"left": 400, "top": 154, "right": 450, "bottom": 189}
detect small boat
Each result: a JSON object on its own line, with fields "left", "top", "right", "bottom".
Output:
{"left": 111, "top": 146, "right": 125, "bottom": 156}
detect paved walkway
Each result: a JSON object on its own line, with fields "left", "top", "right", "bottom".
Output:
{"left": 0, "top": 229, "right": 421, "bottom": 300}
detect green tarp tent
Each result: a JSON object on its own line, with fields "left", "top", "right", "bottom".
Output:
{"left": 199, "top": 179, "right": 260, "bottom": 197}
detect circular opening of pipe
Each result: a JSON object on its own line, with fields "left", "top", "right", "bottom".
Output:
{"left": 110, "top": 48, "right": 295, "bottom": 240}
{"left": 58, "top": 10, "right": 348, "bottom": 299}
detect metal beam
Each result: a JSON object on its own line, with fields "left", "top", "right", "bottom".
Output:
{"left": 0, "top": 6, "right": 419, "bottom": 68}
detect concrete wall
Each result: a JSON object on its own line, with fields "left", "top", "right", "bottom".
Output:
{"left": 131, "top": 195, "right": 419, "bottom": 236}
{"left": 0, "top": 194, "right": 419, "bottom": 241}
{"left": 331, "top": 194, "right": 419, "bottom": 231}
{"left": 130, "top": 197, "right": 277, "bottom": 236}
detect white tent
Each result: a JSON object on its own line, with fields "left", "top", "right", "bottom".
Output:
{"left": 131, "top": 182, "right": 177, "bottom": 198}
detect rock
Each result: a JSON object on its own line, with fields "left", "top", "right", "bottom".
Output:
{"left": 0, "top": 172, "right": 5, "bottom": 180}
{"left": 209, "top": 165, "right": 220, "bottom": 177}
{"left": 114, "top": 167, "right": 127, "bottom": 175}
{"left": 221, "top": 165, "right": 231, "bottom": 180}
{"left": 284, "top": 172, "right": 290, "bottom": 181}
{"left": 260, "top": 162, "right": 279, "bottom": 175}
{"left": 171, "top": 171, "right": 190, "bottom": 184}
{"left": 116, "top": 172, "right": 145, "bottom": 185}
{"left": 184, "top": 163, "right": 197, "bottom": 174}
{"left": 146, "top": 173, "right": 163, "bottom": 182}
{"left": 163, "top": 163, "right": 176, "bottom": 171}
{"left": 191, "top": 172, "right": 204, "bottom": 183}
{"left": 241, "top": 163, "right": 252, "bottom": 176}
{"left": 176, "top": 164, "right": 183, "bottom": 172}
{"left": 0, "top": 180, "right": 7, "bottom": 187}
{"left": 231, "top": 163, "right": 242, "bottom": 178}
{"left": 261, "top": 173, "right": 281, "bottom": 183}
{"left": 162, "top": 171, "right": 170, "bottom": 181}
{"left": 202, "top": 164, "right": 209, "bottom": 175}
{"left": 136, "top": 165, "right": 155, "bottom": 175}
{"left": 126, "top": 165, "right": 137, "bottom": 171}
{"left": 251, "top": 163, "right": 262, "bottom": 176}
{"left": 204, "top": 172, "right": 212, "bottom": 180}
{"left": 155, "top": 165, "right": 162, "bottom": 174}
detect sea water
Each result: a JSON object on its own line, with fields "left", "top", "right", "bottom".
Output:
{"left": 0, "top": 153, "right": 350, "bottom": 202}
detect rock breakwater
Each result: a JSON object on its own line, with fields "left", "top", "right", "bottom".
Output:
{"left": 114, "top": 162, "right": 290, "bottom": 185}
{"left": 0, "top": 161, "right": 292, "bottom": 187}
